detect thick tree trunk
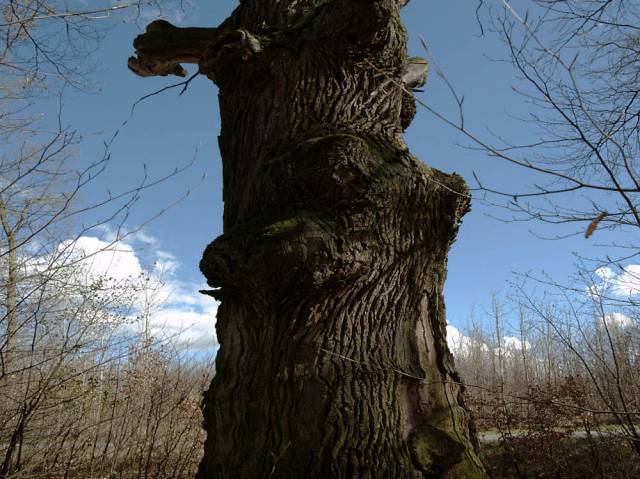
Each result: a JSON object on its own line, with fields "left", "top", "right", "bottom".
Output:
{"left": 129, "top": 1, "right": 486, "bottom": 477}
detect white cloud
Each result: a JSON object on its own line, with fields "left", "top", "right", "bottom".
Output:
{"left": 155, "top": 250, "right": 179, "bottom": 275}
{"left": 128, "top": 229, "right": 158, "bottom": 247}
{"left": 595, "top": 267, "right": 616, "bottom": 281}
{"left": 147, "top": 304, "right": 218, "bottom": 350}
{"left": 51, "top": 232, "right": 218, "bottom": 350}
{"left": 447, "top": 324, "right": 472, "bottom": 354}
{"left": 446, "top": 324, "right": 529, "bottom": 357}
{"left": 142, "top": 274, "right": 219, "bottom": 349}
{"left": 603, "top": 312, "right": 633, "bottom": 328}
{"left": 594, "top": 265, "right": 640, "bottom": 297}
{"left": 446, "top": 324, "right": 491, "bottom": 355}
{"left": 62, "top": 236, "right": 143, "bottom": 282}
{"left": 502, "top": 335, "right": 530, "bottom": 351}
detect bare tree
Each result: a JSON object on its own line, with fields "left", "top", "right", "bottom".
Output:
{"left": 452, "top": 286, "right": 640, "bottom": 476}
{"left": 0, "top": 2, "right": 214, "bottom": 478}
{"left": 415, "top": 0, "right": 640, "bottom": 248}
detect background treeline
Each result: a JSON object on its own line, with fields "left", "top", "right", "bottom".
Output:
{"left": 1, "top": 338, "right": 212, "bottom": 478}
{"left": 452, "top": 283, "right": 640, "bottom": 478}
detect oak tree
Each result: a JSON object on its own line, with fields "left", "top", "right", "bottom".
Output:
{"left": 128, "top": 1, "right": 486, "bottom": 477}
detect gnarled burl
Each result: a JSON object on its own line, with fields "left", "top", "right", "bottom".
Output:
{"left": 129, "top": 1, "right": 486, "bottom": 477}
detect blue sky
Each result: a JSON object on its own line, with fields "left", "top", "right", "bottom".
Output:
{"left": 47, "top": 0, "right": 618, "bottom": 345}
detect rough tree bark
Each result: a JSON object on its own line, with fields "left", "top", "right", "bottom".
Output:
{"left": 129, "top": 1, "right": 486, "bottom": 477}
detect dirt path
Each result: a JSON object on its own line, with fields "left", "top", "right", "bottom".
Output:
{"left": 479, "top": 430, "right": 620, "bottom": 443}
